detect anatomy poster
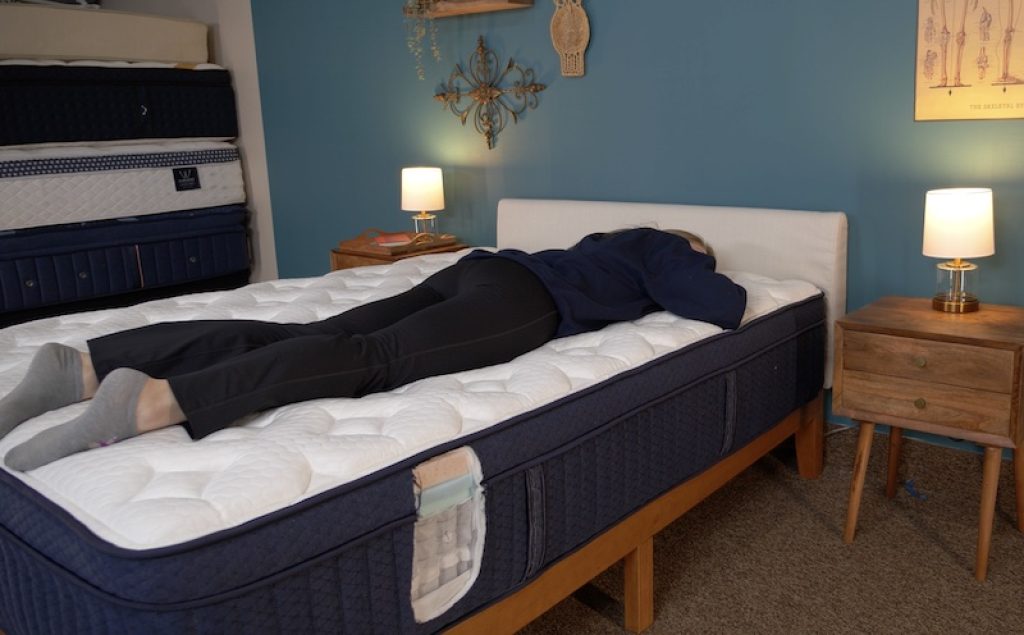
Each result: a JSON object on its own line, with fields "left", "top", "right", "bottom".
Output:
{"left": 916, "top": 0, "right": 1024, "bottom": 120}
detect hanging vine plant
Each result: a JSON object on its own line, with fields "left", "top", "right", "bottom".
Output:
{"left": 404, "top": 0, "right": 442, "bottom": 80}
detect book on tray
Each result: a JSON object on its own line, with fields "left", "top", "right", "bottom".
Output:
{"left": 371, "top": 232, "right": 414, "bottom": 247}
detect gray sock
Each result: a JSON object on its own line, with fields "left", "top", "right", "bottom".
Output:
{"left": 5, "top": 368, "right": 148, "bottom": 472}
{"left": 0, "top": 343, "right": 84, "bottom": 439}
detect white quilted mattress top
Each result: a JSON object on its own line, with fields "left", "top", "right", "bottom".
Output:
{"left": 0, "top": 251, "right": 819, "bottom": 550}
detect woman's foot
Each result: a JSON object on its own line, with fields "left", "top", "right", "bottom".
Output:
{"left": 4, "top": 368, "right": 183, "bottom": 471}
{"left": 0, "top": 343, "right": 95, "bottom": 439}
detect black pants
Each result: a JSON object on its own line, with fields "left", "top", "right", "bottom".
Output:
{"left": 88, "top": 258, "right": 559, "bottom": 439}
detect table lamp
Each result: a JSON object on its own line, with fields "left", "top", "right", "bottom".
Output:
{"left": 922, "top": 187, "right": 995, "bottom": 313}
{"left": 401, "top": 167, "right": 444, "bottom": 235}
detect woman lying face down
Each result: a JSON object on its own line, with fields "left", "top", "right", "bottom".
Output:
{"left": 0, "top": 227, "right": 745, "bottom": 471}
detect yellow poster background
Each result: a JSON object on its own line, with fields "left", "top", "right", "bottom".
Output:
{"left": 916, "top": 0, "right": 1024, "bottom": 120}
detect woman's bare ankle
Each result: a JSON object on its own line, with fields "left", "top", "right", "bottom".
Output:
{"left": 135, "top": 379, "right": 186, "bottom": 433}
{"left": 81, "top": 353, "right": 99, "bottom": 399}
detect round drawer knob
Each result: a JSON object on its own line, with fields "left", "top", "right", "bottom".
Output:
{"left": 78, "top": 271, "right": 89, "bottom": 280}
{"left": 913, "top": 357, "right": 927, "bottom": 368}
{"left": 24, "top": 279, "right": 35, "bottom": 288}
{"left": 188, "top": 256, "right": 198, "bottom": 264}
{"left": 914, "top": 398, "right": 927, "bottom": 410}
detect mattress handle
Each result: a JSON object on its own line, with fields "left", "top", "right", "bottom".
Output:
{"left": 134, "top": 244, "right": 146, "bottom": 288}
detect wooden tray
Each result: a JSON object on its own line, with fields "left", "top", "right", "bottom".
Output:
{"left": 337, "top": 229, "right": 460, "bottom": 256}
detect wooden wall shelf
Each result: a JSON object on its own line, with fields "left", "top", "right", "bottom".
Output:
{"left": 404, "top": 0, "right": 532, "bottom": 19}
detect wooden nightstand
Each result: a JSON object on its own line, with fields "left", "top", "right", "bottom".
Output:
{"left": 833, "top": 296, "right": 1024, "bottom": 580}
{"left": 330, "top": 230, "right": 468, "bottom": 271}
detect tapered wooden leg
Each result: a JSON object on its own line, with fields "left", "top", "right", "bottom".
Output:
{"left": 624, "top": 537, "right": 654, "bottom": 633}
{"left": 886, "top": 427, "right": 904, "bottom": 499}
{"left": 844, "top": 421, "right": 875, "bottom": 544}
{"left": 976, "top": 446, "right": 1002, "bottom": 581}
{"left": 1014, "top": 448, "right": 1024, "bottom": 532}
{"left": 794, "top": 391, "right": 824, "bottom": 479}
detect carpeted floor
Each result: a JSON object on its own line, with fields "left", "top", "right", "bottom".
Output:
{"left": 518, "top": 427, "right": 1024, "bottom": 634}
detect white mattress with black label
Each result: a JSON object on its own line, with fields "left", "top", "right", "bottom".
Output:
{"left": 0, "top": 141, "right": 245, "bottom": 231}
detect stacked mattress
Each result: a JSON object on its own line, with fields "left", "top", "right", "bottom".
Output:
{"left": 0, "top": 60, "right": 237, "bottom": 147}
{"left": 0, "top": 46, "right": 250, "bottom": 325}
{"left": 0, "top": 252, "right": 827, "bottom": 634}
{"left": 0, "top": 4, "right": 206, "bottom": 64}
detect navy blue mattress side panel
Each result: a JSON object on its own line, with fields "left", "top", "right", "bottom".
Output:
{"left": 544, "top": 297, "right": 823, "bottom": 561}
{"left": 0, "top": 66, "right": 238, "bottom": 146}
{"left": 0, "top": 206, "right": 250, "bottom": 313}
{"left": 0, "top": 522, "right": 416, "bottom": 635}
{"left": 0, "top": 297, "right": 824, "bottom": 635}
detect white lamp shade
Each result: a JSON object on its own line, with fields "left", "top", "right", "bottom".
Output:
{"left": 401, "top": 167, "right": 445, "bottom": 212}
{"left": 922, "top": 188, "right": 995, "bottom": 258}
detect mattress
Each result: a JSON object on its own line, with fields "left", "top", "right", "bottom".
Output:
{"left": 0, "top": 141, "right": 245, "bottom": 231}
{"left": 0, "top": 4, "right": 208, "bottom": 65}
{"left": 0, "top": 204, "right": 250, "bottom": 315}
{"left": 0, "top": 62, "right": 237, "bottom": 148}
{"left": 0, "top": 252, "right": 825, "bottom": 634}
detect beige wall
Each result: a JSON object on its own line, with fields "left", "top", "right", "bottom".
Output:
{"left": 104, "top": 0, "right": 278, "bottom": 282}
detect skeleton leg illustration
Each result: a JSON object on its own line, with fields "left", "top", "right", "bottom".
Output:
{"left": 980, "top": 6, "right": 993, "bottom": 40}
{"left": 953, "top": 0, "right": 977, "bottom": 85}
{"left": 997, "top": 0, "right": 1021, "bottom": 83}
{"left": 938, "top": 0, "right": 952, "bottom": 86}
{"left": 931, "top": 0, "right": 979, "bottom": 87}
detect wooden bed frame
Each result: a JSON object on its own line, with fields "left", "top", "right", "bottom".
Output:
{"left": 447, "top": 198, "right": 848, "bottom": 633}
{"left": 449, "top": 393, "right": 823, "bottom": 634}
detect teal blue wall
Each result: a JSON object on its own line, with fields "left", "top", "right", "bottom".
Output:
{"left": 251, "top": 0, "right": 1024, "bottom": 314}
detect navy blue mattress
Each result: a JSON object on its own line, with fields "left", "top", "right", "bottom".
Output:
{"left": 0, "top": 294, "right": 825, "bottom": 634}
{"left": 0, "top": 205, "right": 250, "bottom": 319}
{"left": 0, "top": 65, "right": 237, "bottom": 146}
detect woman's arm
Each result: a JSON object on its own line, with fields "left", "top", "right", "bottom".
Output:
{"left": 643, "top": 241, "right": 747, "bottom": 330}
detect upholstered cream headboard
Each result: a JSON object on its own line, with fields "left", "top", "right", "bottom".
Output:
{"left": 496, "top": 198, "right": 848, "bottom": 388}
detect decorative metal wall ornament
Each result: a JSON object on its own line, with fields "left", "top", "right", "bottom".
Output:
{"left": 434, "top": 36, "right": 546, "bottom": 149}
{"left": 550, "top": 0, "right": 590, "bottom": 77}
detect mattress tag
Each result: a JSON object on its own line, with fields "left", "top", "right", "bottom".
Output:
{"left": 172, "top": 166, "right": 202, "bottom": 191}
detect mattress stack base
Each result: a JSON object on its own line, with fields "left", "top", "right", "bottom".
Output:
{"left": 0, "top": 205, "right": 250, "bottom": 327}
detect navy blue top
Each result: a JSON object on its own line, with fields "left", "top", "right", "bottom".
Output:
{"left": 465, "top": 228, "right": 747, "bottom": 338}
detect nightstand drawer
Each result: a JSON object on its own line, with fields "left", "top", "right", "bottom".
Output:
{"left": 843, "top": 331, "right": 1015, "bottom": 394}
{"left": 842, "top": 370, "right": 1012, "bottom": 436}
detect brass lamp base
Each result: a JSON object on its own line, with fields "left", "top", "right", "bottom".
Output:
{"left": 932, "top": 259, "right": 980, "bottom": 313}
{"left": 932, "top": 294, "right": 979, "bottom": 313}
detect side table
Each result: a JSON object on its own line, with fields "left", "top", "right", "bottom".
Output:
{"left": 833, "top": 296, "right": 1024, "bottom": 581}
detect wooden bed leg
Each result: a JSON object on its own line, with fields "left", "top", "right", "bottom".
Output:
{"left": 794, "top": 391, "right": 824, "bottom": 479}
{"left": 623, "top": 537, "right": 654, "bottom": 633}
